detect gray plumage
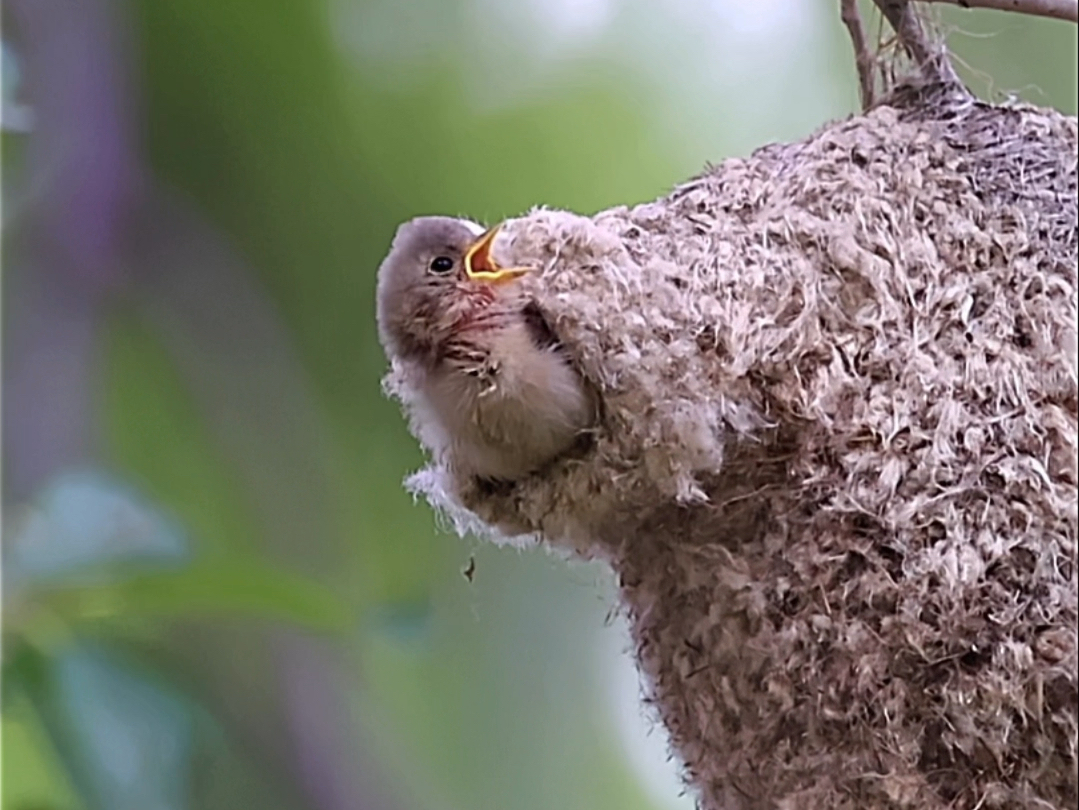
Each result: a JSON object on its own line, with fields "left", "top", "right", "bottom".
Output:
{"left": 376, "top": 216, "right": 595, "bottom": 481}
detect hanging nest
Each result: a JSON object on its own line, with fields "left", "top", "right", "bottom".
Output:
{"left": 388, "top": 79, "right": 1078, "bottom": 810}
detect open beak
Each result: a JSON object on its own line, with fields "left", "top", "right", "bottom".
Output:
{"left": 463, "top": 223, "right": 531, "bottom": 285}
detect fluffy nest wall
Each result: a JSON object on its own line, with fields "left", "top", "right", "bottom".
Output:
{"left": 391, "top": 86, "right": 1078, "bottom": 809}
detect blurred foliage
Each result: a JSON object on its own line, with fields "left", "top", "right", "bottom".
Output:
{"left": 3, "top": 2, "right": 1076, "bottom": 810}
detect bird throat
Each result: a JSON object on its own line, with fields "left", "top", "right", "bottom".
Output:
{"left": 449, "top": 283, "right": 506, "bottom": 334}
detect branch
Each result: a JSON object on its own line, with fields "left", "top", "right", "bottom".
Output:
{"left": 841, "top": 0, "right": 878, "bottom": 110}
{"left": 847, "top": 0, "right": 1075, "bottom": 108}
{"left": 920, "top": 0, "right": 1078, "bottom": 22}
{"left": 873, "top": 0, "right": 965, "bottom": 87}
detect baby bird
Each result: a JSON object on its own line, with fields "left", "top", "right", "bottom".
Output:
{"left": 376, "top": 216, "right": 595, "bottom": 481}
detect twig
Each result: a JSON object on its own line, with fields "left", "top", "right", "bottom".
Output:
{"left": 842, "top": 0, "right": 878, "bottom": 110}
{"left": 919, "top": 0, "right": 1078, "bottom": 23}
{"left": 872, "top": 0, "right": 965, "bottom": 87}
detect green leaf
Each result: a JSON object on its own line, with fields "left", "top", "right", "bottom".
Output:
{"left": 19, "top": 645, "right": 193, "bottom": 810}
{"left": 1, "top": 693, "right": 85, "bottom": 810}
{"left": 5, "top": 470, "right": 188, "bottom": 586}
{"left": 39, "top": 559, "right": 352, "bottom": 632}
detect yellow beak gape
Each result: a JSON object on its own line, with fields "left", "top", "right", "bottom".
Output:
{"left": 464, "top": 223, "right": 532, "bottom": 284}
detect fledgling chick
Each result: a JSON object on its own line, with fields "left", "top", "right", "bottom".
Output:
{"left": 376, "top": 216, "right": 596, "bottom": 481}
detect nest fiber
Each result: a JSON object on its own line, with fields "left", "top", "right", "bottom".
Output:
{"left": 389, "top": 89, "right": 1078, "bottom": 809}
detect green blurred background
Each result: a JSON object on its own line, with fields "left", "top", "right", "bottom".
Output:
{"left": 2, "top": 2, "right": 1075, "bottom": 809}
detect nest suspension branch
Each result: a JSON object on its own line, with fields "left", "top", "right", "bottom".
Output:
{"left": 386, "top": 2, "right": 1078, "bottom": 808}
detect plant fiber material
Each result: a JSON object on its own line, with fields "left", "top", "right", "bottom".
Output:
{"left": 388, "top": 88, "right": 1078, "bottom": 809}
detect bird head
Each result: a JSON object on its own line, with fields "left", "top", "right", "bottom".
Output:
{"left": 376, "top": 216, "right": 531, "bottom": 363}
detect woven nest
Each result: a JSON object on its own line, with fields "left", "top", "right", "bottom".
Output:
{"left": 390, "top": 85, "right": 1078, "bottom": 809}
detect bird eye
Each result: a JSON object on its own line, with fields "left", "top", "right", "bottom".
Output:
{"left": 429, "top": 256, "right": 455, "bottom": 274}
